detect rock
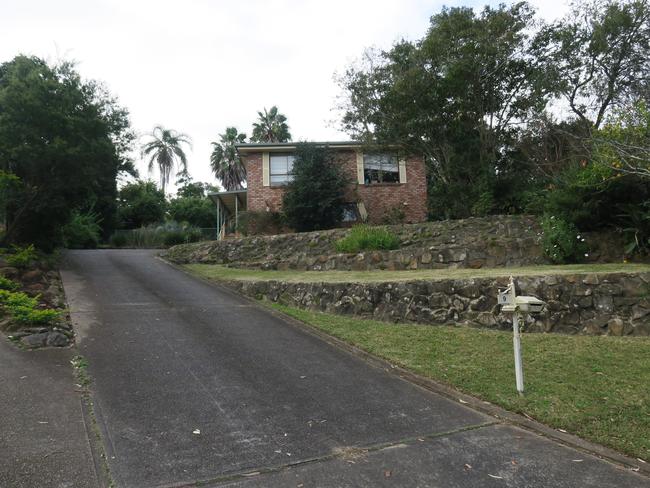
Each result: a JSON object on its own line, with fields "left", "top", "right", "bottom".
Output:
{"left": 46, "top": 331, "right": 70, "bottom": 347}
{"left": 420, "top": 252, "right": 432, "bottom": 264}
{"left": 21, "top": 269, "right": 43, "bottom": 282}
{"left": 583, "top": 322, "right": 604, "bottom": 335}
{"left": 631, "top": 305, "right": 650, "bottom": 320}
{"left": 0, "top": 267, "right": 19, "bottom": 279}
{"left": 370, "top": 252, "right": 382, "bottom": 264}
{"left": 582, "top": 316, "right": 608, "bottom": 329}
{"left": 476, "top": 312, "right": 497, "bottom": 327}
{"left": 20, "top": 332, "right": 49, "bottom": 348}
{"left": 25, "top": 283, "right": 46, "bottom": 294}
{"left": 632, "top": 323, "right": 650, "bottom": 336}
{"left": 607, "top": 318, "right": 631, "bottom": 336}
{"left": 594, "top": 294, "right": 614, "bottom": 313}
{"left": 45, "top": 270, "right": 59, "bottom": 280}
{"left": 24, "top": 328, "right": 48, "bottom": 336}
{"left": 467, "top": 259, "right": 484, "bottom": 269}
{"left": 469, "top": 296, "right": 490, "bottom": 312}
{"left": 598, "top": 283, "right": 623, "bottom": 296}
{"left": 582, "top": 274, "right": 600, "bottom": 285}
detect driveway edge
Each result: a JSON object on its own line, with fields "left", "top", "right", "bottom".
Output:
{"left": 161, "top": 257, "right": 648, "bottom": 479}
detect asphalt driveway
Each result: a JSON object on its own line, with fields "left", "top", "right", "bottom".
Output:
{"left": 59, "top": 250, "right": 648, "bottom": 488}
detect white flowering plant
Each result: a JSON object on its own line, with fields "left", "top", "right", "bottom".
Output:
{"left": 541, "top": 215, "right": 588, "bottom": 264}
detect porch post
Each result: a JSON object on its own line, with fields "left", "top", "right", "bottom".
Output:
{"left": 235, "top": 194, "right": 239, "bottom": 232}
{"left": 216, "top": 198, "right": 221, "bottom": 241}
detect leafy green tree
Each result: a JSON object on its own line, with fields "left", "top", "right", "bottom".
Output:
{"left": 176, "top": 181, "right": 220, "bottom": 199}
{"left": 141, "top": 126, "right": 192, "bottom": 194}
{"left": 116, "top": 181, "right": 167, "bottom": 228}
{"left": 0, "top": 55, "right": 134, "bottom": 250}
{"left": 594, "top": 101, "right": 650, "bottom": 178}
{"left": 250, "top": 106, "right": 291, "bottom": 142}
{"left": 534, "top": 0, "right": 650, "bottom": 131}
{"left": 282, "top": 143, "right": 348, "bottom": 232}
{"left": 168, "top": 179, "right": 220, "bottom": 228}
{"left": 339, "top": 3, "right": 546, "bottom": 219}
{"left": 210, "top": 127, "right": 247, "bottom": 190}
{"left": 168, "top": 197, "right": 217, "bottom": 228}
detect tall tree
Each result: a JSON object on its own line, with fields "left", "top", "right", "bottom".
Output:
{"left": 210, "top": 127, "right": 247, "bottom": 190}
{"left": 282, "top": 143, "right": 348, "bottom": 232}
{"left": 141, "top": 126, "right": 192, "bottom": 194}
{"left": 116, "top": 180, "right": 167, "bottom": 229}
{"left": 339, "top": 2, "right": 546, "bottom": 218}
{"left": 0, "top": 55, "right": 134, "bottom": 249}
{"left": 535, "top": 0, "right": 650, "bottom": 131}
{"left": 250, "top": 106, "right": 291, "bottom": 142}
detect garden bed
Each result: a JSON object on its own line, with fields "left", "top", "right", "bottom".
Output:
{"left": 0, "top": 248, "right": 73, "bottom": 348}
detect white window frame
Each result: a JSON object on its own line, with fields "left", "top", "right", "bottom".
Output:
{"left": 269, "top": 153, "right": 295, "bottom": 187}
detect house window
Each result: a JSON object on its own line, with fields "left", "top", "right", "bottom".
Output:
{"left": 270, "top": 153, "right": 295, "bottom": 186}
{"left": 363, "top": 153, "right": 399, "bottom": 184}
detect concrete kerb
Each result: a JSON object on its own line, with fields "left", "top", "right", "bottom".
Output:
{"left": 159, "top": 255, "right": 649, "bottom": 479}
{"left": 59, "top": 262, "right": 115, "bottom": 488}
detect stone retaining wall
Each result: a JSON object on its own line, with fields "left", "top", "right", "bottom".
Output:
{"left": 165, "top": 215, "right": 625, "bottom": 270}
{"left": 222, "top": 272, "right": 650, "bottom": 336}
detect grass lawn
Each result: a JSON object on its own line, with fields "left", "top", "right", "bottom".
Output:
{"left": 185, "top": 262, "right": 650, "bottom": 284}
{"left": 269, "top": 304, "right": 650, "bottom": 461}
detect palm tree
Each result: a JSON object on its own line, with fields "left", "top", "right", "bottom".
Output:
{"left": 250, "top": 106, "right": 291, "bottom": 142}
{"left": 141, "top": 126, "right": 192, "bottom": 193}
{"left": 210, "top": 127, "right": 247, "bottom": 190}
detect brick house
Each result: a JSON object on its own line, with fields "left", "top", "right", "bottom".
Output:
{"left": 209, "top": 141, "right": 427, "bottom": 237}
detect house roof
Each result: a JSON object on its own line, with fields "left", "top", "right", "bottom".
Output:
{"left": 208, "top": 190, "right": 247, "bottom": 215}
{"left": 235, "top": 141, "right": 361, "bottom": 153}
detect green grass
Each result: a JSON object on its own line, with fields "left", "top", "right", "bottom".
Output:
{"left": 335, "top": 225, "right": 401, "bottom": 253}
{"left": 185, "top": 262, "right": 650, "bottom": 284}
{"left": 269, "top": 304, "right": 650, "bottom": 461}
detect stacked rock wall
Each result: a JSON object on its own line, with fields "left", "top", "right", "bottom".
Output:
{"left": 223, "top": 272, "right": 650, "bottom": 336}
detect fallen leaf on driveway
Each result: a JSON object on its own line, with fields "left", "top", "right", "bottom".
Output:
{"left": 558, "top": 429, "right": 567, "bottom": 433}
{"left": 464, "top": 464, "right": 472, "bottom": 470}
{"left": 458, "top": 399, "right": 468, "bottom": 404}
{"left": 192, "top": 429, "right": 201, "bottom": 435}
{"left": 488, "top": 474, "right": 503, "bottom": 479}
{"left": 572, "top": 459, "right": 583, "bottom": 463}
{"left": 384, "top": 470, "right": 392, "bottom": 478}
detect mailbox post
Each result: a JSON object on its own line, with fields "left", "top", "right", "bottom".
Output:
{"left": 498, "top": 277, "right": 545, "bottom": 395}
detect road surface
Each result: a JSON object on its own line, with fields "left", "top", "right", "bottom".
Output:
{"left": 58, "top": 249, "right": 647, "bottom": 488}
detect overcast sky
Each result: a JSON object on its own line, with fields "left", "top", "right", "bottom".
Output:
{"left": 1, "top": 0, "right": 569, "bottom": 194}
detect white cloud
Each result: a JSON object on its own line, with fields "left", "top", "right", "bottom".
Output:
{"left": 0, "top": 0, "right": 569, "bottom": 192}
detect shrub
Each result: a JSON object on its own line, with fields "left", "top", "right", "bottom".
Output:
{"left": 109, "top": 232, "right": 128, "bottom": 248}
{"left": 4, "top": 244, "right": 37, "bottom": 268}
{"left": 0, "top": 277, "right": 18, "bottom": 291}
{"left": 335, "top": 225, "right": 401, "bottom": 253}
{"left": 12, "top": 307, "right": 60, "bottom": 324}
{"left": 381, "top": 207, "right": 406, "bottom": 225}
{"left": 62, "top": 210, "right": 102, "bottom": 249}
{"left": 237, "top": 211, "right": 285, "bottom": 236}
{"left": 282, "top": 143, "right": 349, "bottom": 232}
{"left": 0, "top": 289, "right": 60, "bottom": 326}
{"left": 541, "top": 215, "right": 588, "bottom": 264}
{"left": 110, "top": 222, "right": 204, "bottom": 248}
{"left": 0, "top": 290, "right": 38, "bottom": 309}
{"left": 163, "top": 231, "right": 189, "bottom": 247}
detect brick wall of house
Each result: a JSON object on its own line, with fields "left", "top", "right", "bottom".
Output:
{"left": 243, "top": 149, "right": 428, "bottom": 224}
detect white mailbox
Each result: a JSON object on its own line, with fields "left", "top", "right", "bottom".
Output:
{"left": 498, "top": 277, "right": 546, "bottom": 395}
{"left": 498, "top": 282, "right": 544, "bottom": 314}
